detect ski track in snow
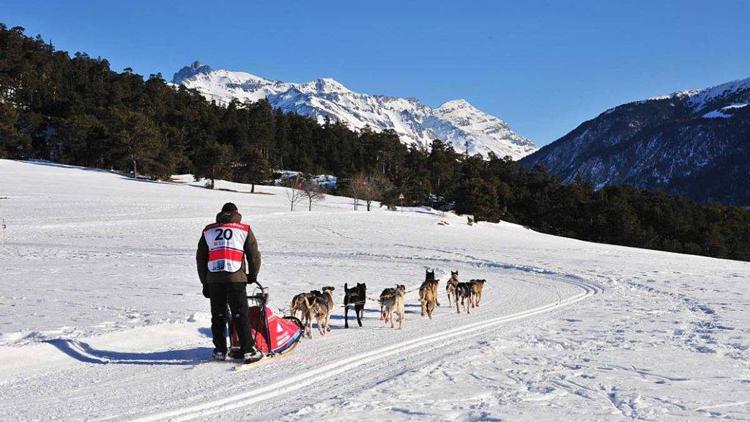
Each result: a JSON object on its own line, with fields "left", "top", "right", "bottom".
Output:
{"left": 1, "top": 160, "right": 749, "bottom": 421}
{"left": 135, "top": 275, "right": 600, "bottom": 421}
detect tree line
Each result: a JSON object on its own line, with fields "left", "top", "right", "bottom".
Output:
{"left": 1, "top": 24, "right": 748, "bottom": 261}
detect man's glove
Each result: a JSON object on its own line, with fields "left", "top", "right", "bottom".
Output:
{"left": 202, "top": 284, "right": 210, "bottom": 298}
{"left": 246, "top": 274, "right": 257, "bottom": 284}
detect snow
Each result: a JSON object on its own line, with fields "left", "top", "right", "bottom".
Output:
{"left": 647, "top": 77, "right": 750, "bottom": 112}
{"left": 267, "top": 170, "right": 337, "bottom": 189}
{"left": 687, "top": 78, "right": 750, "bottom": 111}
{"left": 1, "top": 159, "right": 749, "bottom": 420}
{"left": 702, "top": 103, "right": 748, "bottom": 119}
{"left": 172, "top": 63, "right": 537, "bottom": 160}
{"left": 702, "top": 110, "right": 732, "bottom": 119}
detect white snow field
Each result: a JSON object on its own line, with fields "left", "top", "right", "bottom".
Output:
{"left": 0, "top": 159, "right": 749, "bottom": 421}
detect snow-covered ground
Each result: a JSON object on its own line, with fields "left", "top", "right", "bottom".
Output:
{"left": 0, "top": 159, "right": 748, "bottom": 420}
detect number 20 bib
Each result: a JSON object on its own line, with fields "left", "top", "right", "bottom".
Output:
{"left": 203, "top": 223, "right": 250, "bottom": 273}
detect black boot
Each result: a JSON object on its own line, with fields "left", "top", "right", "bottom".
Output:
{"left": 242, "top": 347, "right": 263, "bottom": 364}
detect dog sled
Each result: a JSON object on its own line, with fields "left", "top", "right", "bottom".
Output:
{"left": 228, "top": 281, "right": 303, "bottom": 367}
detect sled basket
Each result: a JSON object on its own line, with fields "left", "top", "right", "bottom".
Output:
{"left": 229, "top": 281, "right": 303, "bottom": 356}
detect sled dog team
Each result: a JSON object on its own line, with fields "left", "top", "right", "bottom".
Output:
{"left": 290, "top": 270, "right": 486, "bottom": 337}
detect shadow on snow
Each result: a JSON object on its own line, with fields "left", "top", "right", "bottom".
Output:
{"left": 46, "top": 339, "right": 211, "bottom": 365}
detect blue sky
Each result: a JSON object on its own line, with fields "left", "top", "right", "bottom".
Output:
{"left": 3, "top": 0, "right": 749, "bottom": 146}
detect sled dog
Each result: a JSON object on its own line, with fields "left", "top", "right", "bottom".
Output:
{"left": 290, "top": 292, "right": 313, "bottom": 320}
{"left": 469, "top": 279, "right": 486, "bottom": 308}
{"left": 343, "top": 282, "right": 367, "bottom": 328}
{"left": 303, "top": 290, "right": 331, "bottom": 337}
{"left": 379, "top": 287, "right": 396, "bottom": 321}
{"left": 320, "top": 286, "right": 335, "bottom": 332}
{"left": 291, "top": 291, "right": 317, "bottom": 336}
{"left": 455, "top": 282, "right": 473, "bottom": 314}
{"left": 419, "top": 277, "right": 439, "bottom": 319}
{"left": 424, "top": 269, "right": 440, "bottom": 306}
{"left": 445, "top": 270, "right": 460, "bottom": 307}
{"left": 380, "top": 284, "right": 406, "bottom": 329}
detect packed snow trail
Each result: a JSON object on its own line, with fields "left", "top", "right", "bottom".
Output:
{"left": 1, "top": 160, "right": 749, "bottom": 420}
{"left": 134, "top": 277, "right": 599, "bottom": 421}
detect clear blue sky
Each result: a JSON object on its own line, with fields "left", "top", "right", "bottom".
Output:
{"left": 3, "top": 1, "right": 749, "bottom": 146}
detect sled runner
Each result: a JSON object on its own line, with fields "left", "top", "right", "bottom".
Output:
{"left": 228, "top": 281, "right": 303, "bottom": 365}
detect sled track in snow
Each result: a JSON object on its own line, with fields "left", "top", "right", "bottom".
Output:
{"left": 133, "top": 275, "right": 602, "bottom": 422}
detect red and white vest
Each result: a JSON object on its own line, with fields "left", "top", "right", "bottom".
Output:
{"left": 202, "top": 222, "right": 250, "bottom": 273}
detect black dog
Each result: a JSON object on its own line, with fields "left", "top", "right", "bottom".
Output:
{"left": 344, "top": 282, "right": 367, "bottom": 328}
{"left": 455, "top": 282, "right": 473, "bottom": 314}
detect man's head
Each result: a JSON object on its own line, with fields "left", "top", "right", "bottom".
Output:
{"left": 221, "top": 202, "right": 238, "bottom": 213}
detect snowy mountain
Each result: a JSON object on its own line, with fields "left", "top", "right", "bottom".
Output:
{"left": 522, "top": 77, "right": 750, "bottom": 206}
{"left": 172, "top": 62, "right": 537, "bottom": 159}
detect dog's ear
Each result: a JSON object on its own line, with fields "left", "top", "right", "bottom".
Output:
{"left": 344, "top": 283, "right": 348, "bottom": 290}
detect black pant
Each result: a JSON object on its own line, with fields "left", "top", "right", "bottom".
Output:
{"left": 209, "top": 282, "right": 254, "bottom": 354}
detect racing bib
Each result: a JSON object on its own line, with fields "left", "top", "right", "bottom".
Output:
{"left": 202, "top": 223, "right": 250, "bottom": 273}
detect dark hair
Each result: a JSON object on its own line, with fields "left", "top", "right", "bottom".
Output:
{"left": 221, "top": 202, "right": 238, "bottom": 213}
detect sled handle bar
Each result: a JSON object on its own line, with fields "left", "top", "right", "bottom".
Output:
{"left": 247, "top": 280, "right": 269, "bottom": 303}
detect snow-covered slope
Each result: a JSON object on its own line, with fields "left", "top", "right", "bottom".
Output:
{"left": 173, "top": 62, "right": 537, "bottom": 159}
{"left": 1, "top": 159, "right": 749, "bottom": 420}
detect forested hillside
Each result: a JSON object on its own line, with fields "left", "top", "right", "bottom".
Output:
{"left": 1, "top": 24, "right": 748, "bottom": 261}
{"left": 522, "top": 77, "right": 750, "bottom": 206}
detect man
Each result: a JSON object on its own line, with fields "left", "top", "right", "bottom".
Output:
{"left": 196, "top": 202, "right": 263, "bottom": 364}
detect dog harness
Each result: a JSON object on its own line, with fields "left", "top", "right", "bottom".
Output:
{"left": 202, "top": 222, "right": 250, "bottom": 273}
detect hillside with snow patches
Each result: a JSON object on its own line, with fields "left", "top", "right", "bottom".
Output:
{"left": 1, "top": 159, "right": 749, "bottom": 420}
{"left": 522, "top": 76, "right": 750, "bottom": 206}
{"left": 172, "top": 62, "right": 537, "bottom": 159}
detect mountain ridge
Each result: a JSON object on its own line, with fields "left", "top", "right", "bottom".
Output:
{"left": 522, "top": 76, "right": 750, "bottom": 206}
{"left": 172, "top": 61, "right": 537, "bottom": 159}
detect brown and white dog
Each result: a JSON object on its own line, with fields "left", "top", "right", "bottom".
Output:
{"left": 290, "top": 292, "right": 312, "bottom": 320}
{"left": 380, "top": 284, "right": 406, "bottom": 329}
{"left": 379, "top": 287, "right": 396, "bottom": 321}
{"left": 469, "top": 279, "right": 486, "bottom": 308}
{"left": 425, "top": 269, "right": 440, "bottom": 306}
{"left": 419, "top": 277, "right": 439, "bottom": 319}
{"left": 319, "top": 286, "right": 335, "bottom": 332}
{"left": 303, "top": 289, "right": 332, "bottom": 337}
{"left": 290, "top": 291, "right": 316, "bottom": 336}
{"left": 445, "top": 270, "right": 460, "bottom": 307}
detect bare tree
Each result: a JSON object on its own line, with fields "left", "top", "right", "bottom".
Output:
{"left": 350, "top": 173, "right": 391, "bottom": 211}
{"left": 284, "top": 175, "right": 305, "bottom": 211}
{"left": 349, "top": 174, "right": 366, "bottom": 210}
{"left": 300, "top": 175, "right": 325, "bottom": 211}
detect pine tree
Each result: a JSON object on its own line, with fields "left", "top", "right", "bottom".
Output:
{"left": 234, "top": 147, "right": 271, "bottom": 193}
{"left": 192, "top": 140, "right": 233, "bottom": 189}
{"left": 0, "top": 102, "right": 31, "bottom": 158}
{"left": 110, "top": 109, "right": 161, "bottom": 177}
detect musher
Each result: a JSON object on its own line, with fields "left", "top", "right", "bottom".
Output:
{"left": 196, "top": 202, "right": 263, "bottom": 364}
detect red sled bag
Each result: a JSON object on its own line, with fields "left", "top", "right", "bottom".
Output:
{"left": 229, "top": 282, "right": 303, "bottom": 356}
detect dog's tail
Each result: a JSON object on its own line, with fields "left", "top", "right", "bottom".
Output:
{"left": 303, "top": 295, "right": 314, "bottom": 315}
